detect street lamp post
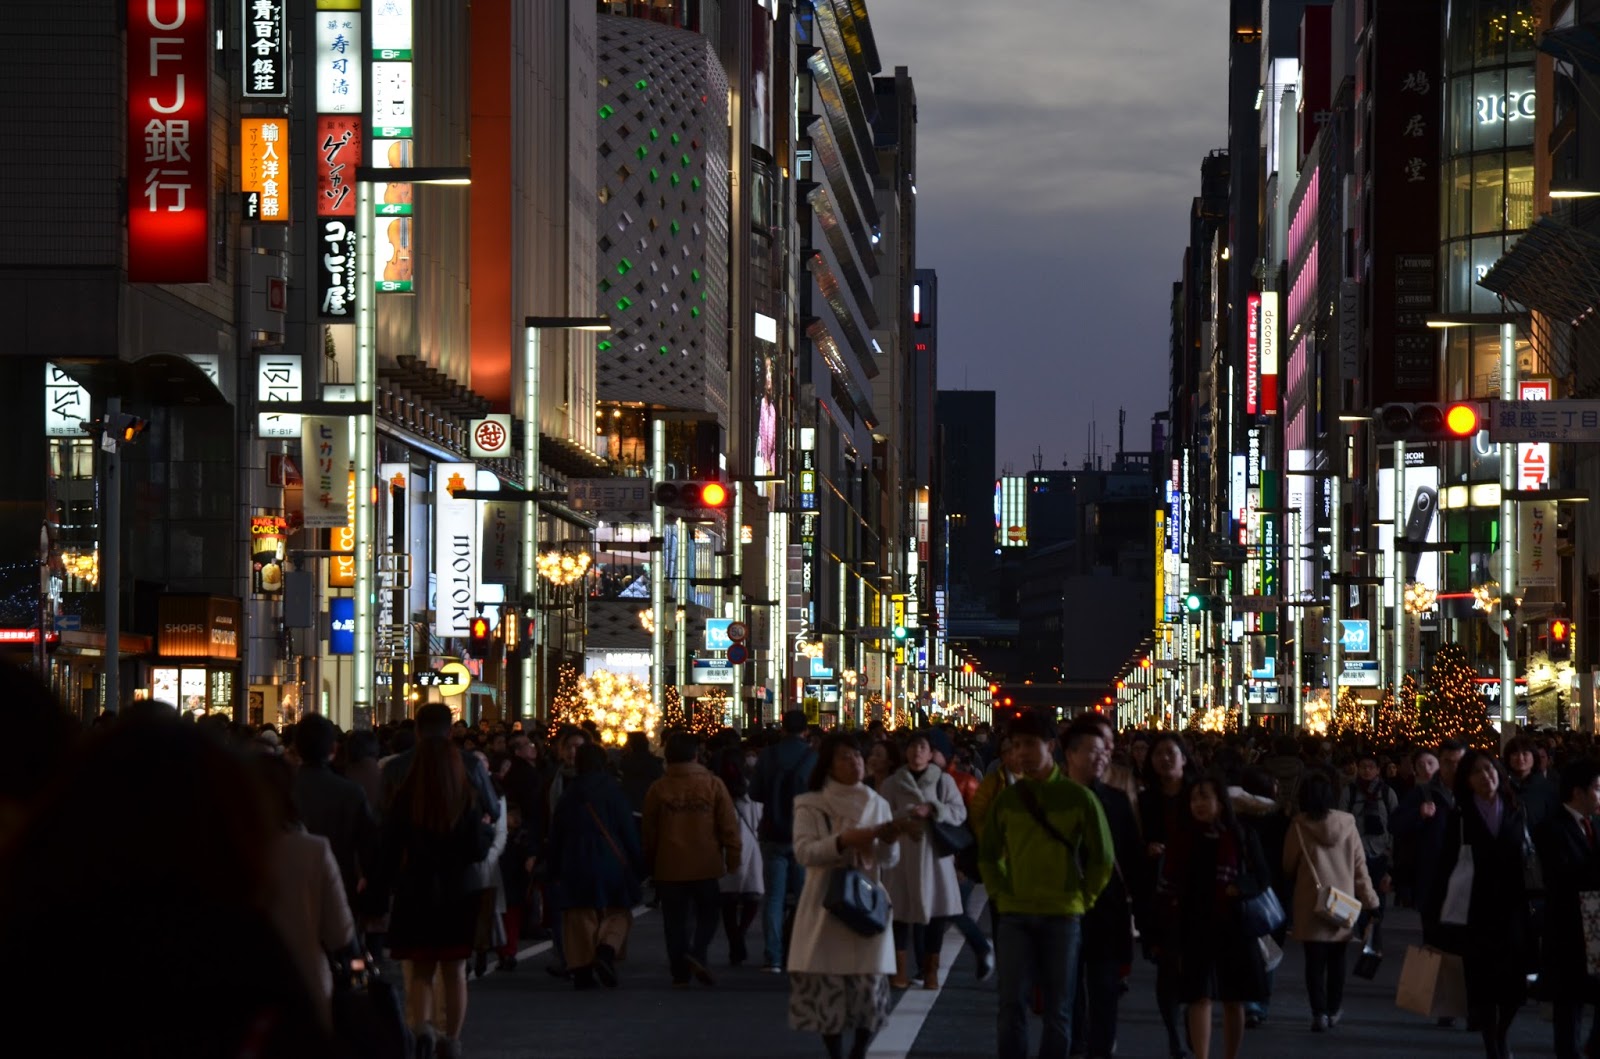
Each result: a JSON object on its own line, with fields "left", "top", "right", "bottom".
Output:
{"left": 522, "top": 316, "right": 610, "bottom": 721}
{"left": 1498, "top": 320, "right": 1517, "bottom": 739}
{"left": 351, "top": 166, "right": 471, "bottom": 728}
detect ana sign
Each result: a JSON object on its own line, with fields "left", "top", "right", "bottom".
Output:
{"left": 127, "top": 0, "right": 210, "bottom": 283}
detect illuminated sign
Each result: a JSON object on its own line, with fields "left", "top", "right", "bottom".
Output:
{"left": 329, "top": 597, "right": 354, "bottom": 655}
{"left": 240, "top": 0, "right": 287, "bottom": 97}
{"left": 257, "top": 354, "right": 302, "bottom": 438}
{"left": 1518, "top": 379, "right": 1552, "bottom": 491}
{"left": 127, "top": 0, "right": 210, "bottom": 283}
{"left": 316, "top": 115, "right": 361, "bottom": 218}
{"left": 371, "top": 0, "right": 414, "bottom": 55}
{"left": 330, "top": 473, "right": 357, "bottom": 587}
{"left": 44, "top": 364, "right": 89, "bottom": 438}
{"left": 433, "top": 464, "right": 480, "bottom": 637}
{"left": 1245, "top": 293, "right": 1261, "bottom": 415}
{"left": 1258, "top": 291, "right": 1278, "bottom": 413}
{"left": 317, "top": 218, "right": 358, "bottom": 319}
{"left": 469, "top": 415, "right": 512, "bottom": 458}
{"left": 302, "top": 417, "right": 352, "bottom": 529}
{"left": 240, "top": 118, "right": 288, "bottom": 223}
{"left": 999, "top": 475, "right": 1027, "bottom": 548}
{"left": 251, "top": 515, "right": 288, "bottom": 595}
{"left": 1477, "top": 90, "right": 1535, "bottom": 125}
{"left": 315, "top": 11, "right": 362, "bottom": 114}
{"left": 370, "top": 3, "right": 415, "bottom": 294}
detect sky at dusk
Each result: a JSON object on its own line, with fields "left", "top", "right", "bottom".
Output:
{"left": 868, "top": 0, "right": 1228, "bottom": 476}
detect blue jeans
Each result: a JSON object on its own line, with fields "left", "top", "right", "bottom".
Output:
{"left": 996, "top": 913, "right": 1082, "bottom": 1059}
{"left": 761, "top": 842, "right": 803, "bottom": 966}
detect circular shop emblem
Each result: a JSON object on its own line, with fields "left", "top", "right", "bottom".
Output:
{"left": 474, "top": 419, "right": 509, "bottom": 455}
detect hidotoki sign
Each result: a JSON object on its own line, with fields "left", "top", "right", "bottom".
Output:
{"left": 128, "top": 0, "right": 211, "bottom": 282}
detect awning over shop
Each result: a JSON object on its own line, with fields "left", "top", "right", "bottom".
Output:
{"left": 1538, "top": 24, "right": 1600, "bottom": 74}
{"left": 1478, "top": 216, "right": 1600, "bottom": 324}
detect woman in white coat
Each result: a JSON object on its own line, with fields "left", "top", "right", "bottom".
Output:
{"left": 880, "top": 732, "right": 967, "bottom": 989}
{"left": 788, "top": 732, "right": 905, "bottom": 1059}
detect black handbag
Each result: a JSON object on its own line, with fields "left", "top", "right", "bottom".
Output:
{"left": 928, "top": 818, "right": 974, "bottom": 858}
{"left": 331, "top": 954, "right": 411, "bottom": 1059}
{"left": 820, "top": 812, "right": 890, "bottom": 937}
{"left": 1351, "top": 923, "right": 1383, "bottom": 980}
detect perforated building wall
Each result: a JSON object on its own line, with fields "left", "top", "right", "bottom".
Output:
{"left": 594, "top": 15, "right": 730, "bottom": 424}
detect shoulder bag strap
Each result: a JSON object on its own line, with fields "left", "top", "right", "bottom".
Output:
{"left": 1295, "top": 821, "right": 1325, "bottom": 889}
{"left": 585, "top": 802, "right": 625, "bottom": 864}
{"left": 1013, "top": 780, "right": 1073, "bottom": 850}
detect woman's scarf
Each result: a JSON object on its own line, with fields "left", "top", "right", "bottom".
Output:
{"left": 816, "top": 777, "right": 876, "bottom": 829}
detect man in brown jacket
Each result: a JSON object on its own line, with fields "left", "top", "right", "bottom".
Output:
{"left": 643, "top": 731, "right": 741, "bottom": 985}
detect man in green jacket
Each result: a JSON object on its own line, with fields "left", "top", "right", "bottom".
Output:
{"left": 979, "top": 711, "right": 1114, "bottom": 1059}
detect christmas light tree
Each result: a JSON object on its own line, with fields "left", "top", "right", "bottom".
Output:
{"left": 1374, "top": 673, "right": 1420, "bottom": 744}
{"left": 690, "top": 688, "right": 727, "bottom": 739}
{"left": 547, "top": 663, "right": 584, "bottom": 739}
{"left": 577, "top": 670, "right": 660, "bottom": 747}
{"left": 867, "top": 693, "right": 888, "bottom": 729}
{"left": 1302, "top": 691, "right": 1332, "bottom": 736}
{"left": 660, "top": 685, "right": 686, "bottom": 739}
{"left": 1333, "top": 686, "right": 1368, "bottom": 734}
{"left": 1423, "top": 643, "right": 1489, "bottom": 743}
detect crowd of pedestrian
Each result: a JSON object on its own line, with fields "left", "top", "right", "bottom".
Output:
{"left": 6, "top": 663, "right": 1600, "bottom": 1059}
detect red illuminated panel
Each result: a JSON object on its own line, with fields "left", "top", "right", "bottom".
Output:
{"left": 316, "top": 115, "right": 362, "bottom": 217}
{"left": 127, "top": 0, "right": 210, "bottom": 282}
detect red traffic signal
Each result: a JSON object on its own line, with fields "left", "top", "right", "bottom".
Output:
{"left": 653, "top": 480, "right": 730, "bottom": 510}
{"left": 1375, "top": 402, "right": 1485, "bottom": 442}
{"left": 1444, "top": 403, "right": 1480, "bottom": 437}
{"left": 469, "top": 616, "right": 492, "bottom": 650}
{"left": 1552, "top": 618, "right": 1571, "bottom": 642}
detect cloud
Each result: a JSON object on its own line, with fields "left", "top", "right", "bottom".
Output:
{"left": 864, "top": 0, "right": 1228, "bottom": 470}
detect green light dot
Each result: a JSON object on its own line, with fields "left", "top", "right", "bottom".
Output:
{"left": 635, "top": 78, "right": 649, "bottom": 91}
{"left": 598, "top": 105, "right": 615, "bottom": 120}
{"left": 670, "top": 133, "right": 681, "bottom": 144}
{"left": 700, "top": 291, "right": 708, "bottom": 302}
{"left": 616, "top": 258, "right": 633, "bottom": 275}
{"left": 670, "top": 221, "right": 680, "bottom": 235}
{"left": 681, "top": 154, "right": 691, "bottom": 168}
{"left": 636, "top": 145, "right": 648, "bottom": 159}
{"left": 659, "top": 345, "right": 670, "bottom": 356}
{"left": 690, "top": 269, "right": 701, "bottom": 282}
{"left": 616, "top": 297, "right": 632, "bottom": 311}
{"left": 598, "top": 340, "right": 612, "bottom": 352}
{"left": 649, "top": 168, "right": 659, "bottom": 182}
{"left": 649, "top": 128, "right": 660, "bottom": 140}
{"left": 670, "top": 173, "right": 680, "bottom": 187}
{"left": 691, "top": 178, "right": 702, "bottom": 191}
{"left": 690, "top": 307, "right": 700, "bottom": 318}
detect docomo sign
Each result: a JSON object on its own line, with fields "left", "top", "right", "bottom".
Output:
{"left": 1245, "top": 293, "right": 1261, "bottom": 415}
{"left": 1257, "top": 291, "right": 1279, "bottom": 413}
{"left": 128, "top": 0, "right": 211, "bottom": 283}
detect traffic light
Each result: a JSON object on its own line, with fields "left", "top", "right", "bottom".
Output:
{"left": 468, "top": 615, "right": 492, "bottom": 653}
{"left": 653, "top": 480, "right": 730, "bottom": 511}
{"left": 892, "top": 624, "right": 909, "bottom": 643}
{"left": 1374, "top": 402, "right": 1484, "bottom": 443}
{"left": 1550, "top": 618, "right": 1573, "bottom": 662}
{"left": 1183, "top": 592, "right": 1208, "bottom": 613}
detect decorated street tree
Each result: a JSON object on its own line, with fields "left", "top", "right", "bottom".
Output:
{"left": 660, "top": 685, "right": 686, "bottom": 739}
{"left": 689, "top": 688, "right": 727, "bottom": 739}
{"left": 577, "top": 670, "right": 660, "bottom": 747}
{"left": 547, "top": 663, "right": 584, "bottom": 739}
{"left": 1423, "top": 643, "right": 1489, "bottom": 742}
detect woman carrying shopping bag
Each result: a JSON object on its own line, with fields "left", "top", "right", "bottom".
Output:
{"left": 1282, "top": 770, "right": 1378, "bottom": 1032}
{"left": 1427, "top": 749, "right": 1537, "bottom": 1059}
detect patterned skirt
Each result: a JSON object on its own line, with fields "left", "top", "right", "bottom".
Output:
{"left": 788, "top": 972, "right": 891, "bottom": 1035}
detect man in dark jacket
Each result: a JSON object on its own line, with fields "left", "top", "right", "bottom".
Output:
{"left": 291, "top": 714, "right": 377, "bottom": 914}
{"left": 1392, "top": 740, "right": 1463, "bottom": 951}
{"left": 1534, "top": 757, "right": 1600, "bottom": 1059}
{"left": 750, "top": 710, "right": 816, "bottom": 972}
{"left": 1064, "top": 717, "right": 1144, "bottom": 1059}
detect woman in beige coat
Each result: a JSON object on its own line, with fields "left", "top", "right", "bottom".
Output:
{"left": 880, "top": 733, "right": 968, "bottom": 989}
{"left": 787, "top": 732, "right": 904, "bottom": 1059}
{"left": 1282, "top": 770, "right": 1378, "bottom": 1032}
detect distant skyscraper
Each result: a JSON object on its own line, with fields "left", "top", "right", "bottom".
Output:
{"left": 937, "top": 390, "right": 996, "bottom": 599}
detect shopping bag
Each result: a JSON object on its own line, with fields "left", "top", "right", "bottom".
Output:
{"left": 1439, "top": 843, "right": 1474, "bottom": 926}
{"left": 1394, "top": 944, "right": 1468, "bottom": 1019}
{"left": 1257, "top": 934, "right": 1284, "bottom": 973}
{"left": 1580, "top": 890, "right": 1600, "bottom": 976}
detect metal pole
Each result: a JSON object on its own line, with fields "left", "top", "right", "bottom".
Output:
{"left": 675, "top": 516, "right": 688, "bottom": 706}
{"left": 353, "top": 179, "right": 376, "bottom": 730}
{"left": 1392, "top": 440, "right": 1406, "bottom": 698}
{"left": 103, "top": 396, "right": 122, "bottom": 715}
{"left": 1500, "top": 321, "right": 1517, "bottom": 738}
{"left": 1329, "top": 473, "right": 1343, "bottom": 725}
{"left": 731, "top": 481, "right": 743, "bottom": 728}
{"left": 522, "top": 327, "right": 541, "bottom": 720}
{"left": 650, "top": 418, "right": 666, "bottom": 713}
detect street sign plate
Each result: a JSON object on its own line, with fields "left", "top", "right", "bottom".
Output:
{"left": 727, "top": 643, "right": 748, "bottom": 665}
{"left": 1488, "top": 399, "right": 1600, "bottom": 443}
{"left": 691, "top": 658, "right": 734, "bottom": 684}
{"left": 704, "top": 619, "right": 732, "bottom": 651}
{"left": 1339, "top": 619, "right": 1371, "bottom": 654}
{"left": 726, "top": 621, "right": 749, "bottom": 642}
{"left": 1341, "top": 660, "right": 1381, "bottom": 687}
{"left": 1232, "top": 596, "right": 1280, "bottom": 613}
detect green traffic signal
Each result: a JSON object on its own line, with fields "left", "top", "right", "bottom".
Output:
{"left": 1184, "top": 593, "right": 1205, "bottom": 613}
{"left": 892, "top": 624, "right": 908, "bottom": 641}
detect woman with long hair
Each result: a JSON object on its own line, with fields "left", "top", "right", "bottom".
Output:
{"left": 1282, "top": 770, "right": 1377, "bottom": 1031}
{"left": 1158, "top": 775, "right": 1273, "bottom": 1059}
{"left": 1139, "top": 732, "right": 1196, "bottom": 1059}
{"left": 716, "top": 746, "right": 765, "bottom": 965}
{"left": 379, "top": 732, "right": 494, "bottom": 1058}
{"left": 786, "top": 733, "right": 906, "bottom": 1059}
{"left": 1427, "top": 749, "right": 1536, "bottom": 1058}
